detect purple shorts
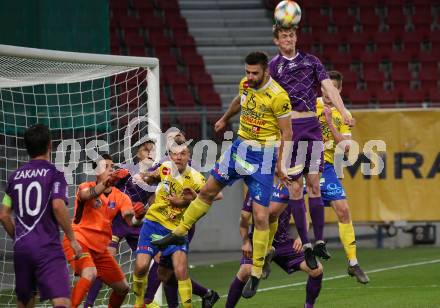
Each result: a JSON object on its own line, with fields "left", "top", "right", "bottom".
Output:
{"left": 14, "top": 246, "right": 70, "bottom": 304}
{"left": 110, "top": 214, "right": 141, "bottom": 251}
{"left": 289, "top": 117, "right": 324, "bottom": 181}
{"left": 240, "top": 239, "right": 304, "bottom": 274}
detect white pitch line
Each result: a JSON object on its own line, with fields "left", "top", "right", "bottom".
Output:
{"left": 219, "top": 258, "right": 440, "bottom": 297}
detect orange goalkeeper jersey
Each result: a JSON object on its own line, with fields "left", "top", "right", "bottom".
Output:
{"left": 72, "top": 182, "right": 133, "bottom": 253}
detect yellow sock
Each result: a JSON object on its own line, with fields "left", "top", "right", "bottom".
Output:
{"left": 178, "top": 278, "right": 193, "bottom": 308}
{"left": 251, "top": 228, "right": 269, "bottom": 278}
{"left": 175, "top": 197, "right": 211, "bottom": 236}
{"left": 338, "top": 221, "right": 357, "bottom": 262}
{"left": 133, "top": 273, "right": 147, "bottom": 307}
{"left": 267, "top": 220, "right": 278, "bottom": 254}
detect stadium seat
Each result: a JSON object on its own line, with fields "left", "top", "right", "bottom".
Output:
{"left": 418, "top": 67, "right": 439, "bottom": 82}
{"left": 359, "top": 9, "right": 380, "bottom": 26}
{"left": 375, "top": 89, "right": 399, "bottom": 104}
{"left": 391, "top": 67, "right": 413, "bottom": 82}
{"left": 172, "top": 86, "right": 195, "bottom": 107}
{"left": 198, "top": 87, "right": 222, "bottom": 107}
{"left": 399, "top": 89, "right": 426, "bottom": 103}
{"left": 141, "top": 15, "right": 166, "bottom": 31}
{"left": 386, "top": 8, "right": 408, "bottom": 26}
{"left": 428, "top": 88, "right": 440, "bottom": 103}
{"left": 147, "top": 31, "right": 172, "bottom": 48}
{"left": 155, "top": 0, "right": 180, "bottom": 12}
{"left": 109, "top": 0, "right": 129, "bottom": 9}
{"left": 165, "top": 12, "right": 188, "bottom": 30}
{"left": 166, "top": 72, "right": 190, "bottom": 87}
{"left": 132, "top": 0, "right": 154, "bottom": 9}
{"left": 348, "top": 89, "right": 370, "bottom": 105}
{"left": 178, "top": 116, "right": 201, "bottom": 140}
{"left": 190, "top": 71, "right": 214, "bottom": 86}
{"left": 123, "top": 32, "right": 145, "bottom": 47}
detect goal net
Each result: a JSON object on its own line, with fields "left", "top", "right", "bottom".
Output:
{"left": 0, "top": 44, "right": 161, "bottom": 306}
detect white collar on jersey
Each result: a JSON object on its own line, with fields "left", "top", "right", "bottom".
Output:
{"left": 282, "top": 51, "right": 299, "bottom": 61}
{"left": 253, "top": 76, "right": 273, "bottom": 92}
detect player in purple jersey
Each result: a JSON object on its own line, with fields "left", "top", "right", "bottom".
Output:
{"left": 265, "top": 25, "right": 353, "bottom": 270}
{"left": 0, "top": 124, "right": 82, "bottom": 308}
{"left": 226, "top": 191, "right": 323, "bottom": 308}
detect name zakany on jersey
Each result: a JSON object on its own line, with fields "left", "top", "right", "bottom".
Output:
{"left": 237, "top": 77, "right": 291, "bottom": 145}
{"left": 316, "top": 97, "right": 352, "bottom": 164}
{"left": 145, "top": 161, "right": 205, "bottom": 230}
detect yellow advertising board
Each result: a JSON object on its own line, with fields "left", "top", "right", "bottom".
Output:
{"left": 325, "top": 109, "right": 440, "bottom": 222}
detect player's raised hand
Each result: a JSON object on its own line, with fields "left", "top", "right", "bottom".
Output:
{"left": 293, "top": 236, "right": 302, "bottom": 253}
{"left": 182, "top": 187, "right": 197, "bottom": 202}
{"left": 241, "top": 238, "right": 253, "bottom": 259}
{"left": 341, "top": 109, "right": 353, "bottom": 126}
{"left": 214, "top": 118, "right": 227, "bottom": 132}
{"left": 275, "top": 162, "right": 290, "bottom": 188}
{"left": 70, "top": 239, "right": 83, "bottom": 260}
{"left": 133, "top": 202, "right": 146, "bottom": 219}
{"left": 323, "top": 104, "right": 333, "bottom": 124}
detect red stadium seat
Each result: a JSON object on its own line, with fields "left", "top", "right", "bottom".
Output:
{"left": 109, "top": 0, "right": 129, "bottom": 9}
{"left": 387, "top": 50, "right": 414, "bottom": 63}
{"left": 166, "top": 72, "right": 190, "bottom": 86}
{"left": 399, "top": 89, "right": 426, "bottom": 103}
{"left": 375, "top": 89, "right": 398, "bottom": 104}
{"left": 132, "top": 0, "right": 153, "bottom": 9}
{"left": 391, "top": 67, "right": 413, "bottom": 82}
{"left": 147, "top": 31, "right": 172, "bottom": 48}
{"left": 178, "top": 116, "right": 201, "bottom": 140}
{"left": 160, "top": 91, "right": 169, "bottom": 107}
{"left": 359, "top": 9, "right": 380, "bottom": 26}
{"left": 348, "top": 89, "right": 370, "bottom": 105}
{"left": 190, "top": 71, "right": 214, "bottom": 86}
{"left": 428, "top": 88, "right": 440, "bottom": 103}
{"left": 156, "top": 0, "right": 180, "bottom": 11}
{"left": 386, "top": 9, "right": 408, "bottom": 26}
{"left": 141, "top": 15, "right": 166, "bottom": 31}
{"left": 418, "top": 67, "right": 439, "bottom": 82}
{"left": 172, "top": 86, "right": 195, "bottom": 107}
{"left": 124, "top": 33, "right": 145, "bottom": 47}
{"left": 198, "top": 87, "right": 221, "bottom": 107}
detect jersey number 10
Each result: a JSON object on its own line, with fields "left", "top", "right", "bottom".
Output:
{"left": 14, "top": 182, "right": 42, "bottom": 217}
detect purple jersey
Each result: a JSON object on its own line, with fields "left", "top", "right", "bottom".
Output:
{"left": 269, "top": 51, "right": 328, "bottom": 113}
{"left": 242, "top": 195, "right": 292, "bottom": 246}
{"left": 5, "top": 159, "right": 68, "bottom": 252}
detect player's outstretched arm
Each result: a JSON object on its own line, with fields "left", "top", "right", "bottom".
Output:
{"left": 276, "top": 116, "right": 293, "bottom": 187}
{"left": 215, "top": 95, "right": 241, "bottom": 132}
{"left": 321, "top": 79, "right": 353, "bottom": 126}
{"left": 0, "top": 195, "right": 15, "bottom": 239}
{"left": 53, "top": 199, "right": 82, "bottom": 258}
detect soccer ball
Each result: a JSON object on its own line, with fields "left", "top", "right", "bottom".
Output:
{"left": 274, "top": 1, "right": 302, "bottom": 28}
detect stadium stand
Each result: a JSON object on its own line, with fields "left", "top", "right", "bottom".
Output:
{"left": 108, "top": 0, "right": 225, "bottom": 136}
{"left": 182, "top": 0, "right": 439, "bottom": 108}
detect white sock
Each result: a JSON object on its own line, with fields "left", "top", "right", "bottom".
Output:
{"left": 349, "top": 259, "right": 358, "bottom": 266}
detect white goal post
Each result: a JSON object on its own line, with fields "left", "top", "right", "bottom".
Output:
{"left": 0, "top": 44, "right": 162, "bottom": 306}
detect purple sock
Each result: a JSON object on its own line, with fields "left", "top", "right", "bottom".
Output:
{"left": 164, "top": 275, "right": 179, "bottom": 308}
{"left": 309, "top": 197, "right": 325, "bottom": 241}
{"left": 306, "top": 273, "right": 323, "bottom": 306}
{"left": 191, "top": 279, "right": 208, "bottom": 297}
{"left": 289, "top": 199, "right": 310, "bottom": 245}
{"left": 225, "top": 276, "right": 245, "bottom": 308}
{"left": 85, "top": 278, "right": 103, "bottom": 307}
{"left": 144, "top": 262, "right": 161, "bottom": 304}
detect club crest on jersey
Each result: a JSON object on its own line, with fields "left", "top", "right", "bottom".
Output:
{"left": 277, "top": 63, "right": 284, "bottom": 74}
{"left": 162, "top": 167, "right": 171, "bottom": 176}
{"left": 93, "top": 199, "right": 102, "bottom": 209}
{"left": 243, "top": 81, "right": 249, "bottom": 89}
{"left": 108, "top": 201, "right": 116, "bottom": 209}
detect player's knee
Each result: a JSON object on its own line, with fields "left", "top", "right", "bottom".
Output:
{"left": 237, "top": 265, "right": 252, "bottom": 281}
{"left": 51, "top": 297, "right": 70, "bottom": 308}
{"left": 116, "top": 281, "right": 129, "bottom": 295}
{"left": 253, "top": 212, "right": 268, "bottom": 229}
{"left": 199, "top": 186, "right": 217, "bottom": 202}
{"left": 309, "top": 263, "right": 323, "bottom": 277}
{"left": 173, "top": 264, "right": 188, "bottom": 280}
{"left": 290, "top": 182, "right": 303, "bottom": 199}
{"left": 81, "top": 267, "right": 97, "bottom": 281}
{"left": 306, "top": 181, "right": 320, "bottom": 197}
{"left": 334, "top": 202, "right": 350, "bottom": 223}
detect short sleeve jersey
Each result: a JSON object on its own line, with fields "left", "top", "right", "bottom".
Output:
{"left": 145, "top": 161, "right": 205, "bottom": 230}
{"left": 4, "top": 159, "right": 68, "bottom": 251}
{"left": 237, "top": 77, "right": 291, "bottom": 144}
{"left": 269, "top": 51, "right": 328, "bottom": 113}
{"left": 316, "top": 97, "right": 352, "bottom": 164}
{"left": 72, "top": 182, "right": 133, "bottom": 252}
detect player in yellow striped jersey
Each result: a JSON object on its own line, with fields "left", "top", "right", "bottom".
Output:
{"left": 152, "top": 51, "right": 293, "bottom": 298}
{"left": 316, "top": 70, "right": 369, "bottom": 284}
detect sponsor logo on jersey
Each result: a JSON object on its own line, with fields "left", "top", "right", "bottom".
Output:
{"left": 108, "top": 201, "right": 116, "bottom": 209}
{"left": 162, "top": 167, "right": 171, "bottom": 175}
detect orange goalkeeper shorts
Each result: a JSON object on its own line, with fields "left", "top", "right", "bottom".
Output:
{"left": 63, "top": 236, "right": 125, "bottom": 284}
